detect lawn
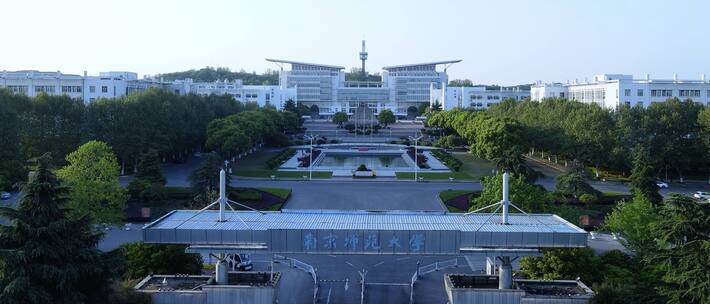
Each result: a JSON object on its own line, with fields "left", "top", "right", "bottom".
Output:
{"left": 233, "top": 149, "right": 283, "bottom": 170}
{"left": 439, "top": 190, "right": 476, "bottom": 203}
{"left": 231, "top": 149, "right": 332, "bottom": 179}
{"left": 450, "top": 152, "right": 496, "bottom": 180}
{"left": 439, "top": 189, "right": 480, "bottom": 212}
{"left": 141, "top": 186, "right": 292, "bottom": 219}
{"left": 395, "top": 171, "right": 473, "bottom": 180}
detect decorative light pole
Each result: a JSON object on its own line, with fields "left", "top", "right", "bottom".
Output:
{"left": 409, "top": 134, "right": 423, "bottom": 182}
{"left": 304, "top": 134, "right": 318, "bottom": 180}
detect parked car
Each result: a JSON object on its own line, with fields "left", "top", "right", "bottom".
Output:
{"left": 656, "top": 181, "right": 669, "bottom": 189}
{"left": 231, "top": 254, "right": 253, "bottom": 271}
{"left": 693, "top": 191, "right": 710, "bottom": 200}
{"left": 0, "top": 192, "right": 11, "bottom": 200}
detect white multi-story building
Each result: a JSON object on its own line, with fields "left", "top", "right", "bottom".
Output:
{"left": 266, "top": 58, "right": 462, "bottom": 117}
{"left": 0, "top": 70, "right": 85, "bottom": 99}
{"left": 432, "top": 86, "right": 530, "bottom": 111}
{"left": 0, "top": 70, "right": 165, "bottom": 103}
{"left": 532, "top": 74, "right": 710, "bottom": 109}
{"left": 169, "top": 78, "right": 296, "bottom": 110}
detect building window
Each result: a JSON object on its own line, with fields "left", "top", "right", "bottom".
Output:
{"left": 624, "top": 89, "right": 631, "bottom": 96}
{"left": 89, "top": 86, "right": 95, "bottom": 93}
{"left": 637, "top": 89, "right": 643, "bottom": 96}
{"left": 101, "top": 86, "right": 108, "bottom": 93}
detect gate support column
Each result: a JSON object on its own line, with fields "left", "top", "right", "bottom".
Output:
{"left": 498, "top": 256, "right": 512, "bottom": 289}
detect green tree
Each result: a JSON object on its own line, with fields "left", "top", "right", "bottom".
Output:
{"left": 378, "top": 109, "right": 396, "bottom": 127}
{"left": 492, "top": 149, "right": 538, "bottom": 181}
{"left": 520, "top": 248, "right": 603, "bottom": 284}
{"left": 470, "top": 115, "right": 526, "bottom": 160}
{"left": 0, "top": 155, "right": 119, "bottom": 303}
{"left": 471, "top": 173, "right": 547, "bottom": 212}
{"left": 121, "top": 243, "right": 202, "bottom": 280}
{"left": 554, "top": 171, "right": 599, "bottom": 200}
{"left": 332, "top": 112, "right": 349, "bottom": 127}
{"left": 189, "top": 152, "right": 230, "bottom": 207}
{"left": 650, "top": 194, "right": 710, "bottom": 303}
{"left": 629, "top": 146, "right": 662, "bottom": 205}
{"left": 0, "top": 89, "right": 29, "bottom": 190}
{"left": 58, "top": 141, "right": 127, "bottom": 224}
{"left": 448, "top": 79, "right": 474, "bottom": 87}
{"left": 603, "top": 195, "right": 658, "bottom": 253}
{"left": 127, "top": 150, "right": 166, "bottom": 201}
{"left": 283, "top": 99, "right": 297, "bottom": 113}
{"left": 20, "top": 94, "right": 85, "bottom": 167}
{"left": 309, "top": 104, "right": 320, "bottom": 117}
{"left": 134, "top": 149, "right": 165, "bottom": 184}
{"left": 406, "top": 106, "right": 418, "bottom": 118}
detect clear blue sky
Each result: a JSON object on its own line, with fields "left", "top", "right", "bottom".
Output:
{"left": 2, "top": 0, "right": 708, "bottom": 85}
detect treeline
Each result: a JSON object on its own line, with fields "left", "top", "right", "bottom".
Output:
{"left": 0, "top": 88, "right": 247, "bottom": 189}
{"left": 428, "top": 97, "right": 710, "bottom": 179}
{"left": 206, "top": 108, "right": 300, "bottom": 158}
{"left": 157, "top": 66, "right": 279, "bottom": 85}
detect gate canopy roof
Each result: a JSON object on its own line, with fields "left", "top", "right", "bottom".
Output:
{"left": 143, "top": 209, "right": 587, "bottom": 254}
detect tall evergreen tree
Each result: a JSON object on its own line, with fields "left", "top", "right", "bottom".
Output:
{"left": 651, "top": 194, "right": 710, "bottom": 303}
{"left": 0, "top": 154, "right": 115, "bottom": 303}
{"left": 134, "top": 149, "right": 165, "bottom": 185}
{"left": 629, "top": 145, "right": 662, "bottom": 205}
{"left": 189, "top": 152, "right": 230, "bottom": 207}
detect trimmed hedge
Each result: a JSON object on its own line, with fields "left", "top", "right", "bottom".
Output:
{"left": 266, "top": 148, "right": 296, "bottom": 170}
{"left": 431, "top": 149, "right": 462, "bottom": 172}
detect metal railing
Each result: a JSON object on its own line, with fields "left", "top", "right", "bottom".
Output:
{"left": 409, "top": 258, "right": 459, "bottom": 304}
{"left": 274, "top": 255, "right": 318, "bottom": 304}
{"left": 418, "top": 258, "right": 458, "bottom": 276}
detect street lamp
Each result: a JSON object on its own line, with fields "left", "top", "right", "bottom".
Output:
{"left": 409, "top": 134, "right": 423, "bottom": 182}
{"left": 304, "top": 134, "right": 318, "bottom": 180}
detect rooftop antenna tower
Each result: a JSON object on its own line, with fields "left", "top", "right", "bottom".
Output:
{"left": 359, "top": 40, "right": 368, "bottom": 80}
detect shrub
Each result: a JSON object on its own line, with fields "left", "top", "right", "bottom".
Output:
{"left": 344, "top": 123, "right": 355, "bottom": 131}
{"left": 316, "top": 139, "right": 326, "bottom": 145}
{"left": 266, "top": 148, "right": 296, "bottom": 170}
{"left": 294, "top": 139, "right": 304, "bottom": 145}
{"left": 329, "top": 139, "right": 339, "bottom": 144}
{"left": 127, "top": 178, "right": 166, "bottom": 201}
{"left": 579, "top": 193, "right": 597, "bottom": 205}
{"left": 229, "top": 188, "right": 262, "bottom": 201}
{"left": 431, "top": 149, "right": 463, "bottom": 172}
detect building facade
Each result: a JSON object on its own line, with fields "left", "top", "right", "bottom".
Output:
{"left": 532, "top": 74, "right": 710, "bottom": 109}
{"left": 267, "top": 58, "right": 463, "bottom": 118}
{"left": 169, "top": 78, "right": 296, "bottom": 109}
{"left": 432, "top": 86, "right": 530, "bottom": 111}
{"left": 0, "top": 70, "right": 165, "bottom": 103}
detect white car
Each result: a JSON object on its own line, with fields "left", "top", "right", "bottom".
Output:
{"left": 656, "top": 181, "right": 668, "bottom": 189}
{"left": 0, "top": 192, "right": 11, "bottom": 200}
{"left": 693, "top": 191, "right": 710, "bottom": 200}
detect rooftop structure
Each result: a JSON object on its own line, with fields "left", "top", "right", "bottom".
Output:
{"left": 445, "top": 274, "right": 594, "bottom": 304}
{"left": 135, "top": 272, "right": 281, "bottom": 304}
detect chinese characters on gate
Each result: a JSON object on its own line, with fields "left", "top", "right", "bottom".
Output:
{"left": 303, "top": 232, "right": 425, "bottom": 253}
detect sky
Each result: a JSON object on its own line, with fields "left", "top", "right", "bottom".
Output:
{"left": 1, "top": 0, "right": 709, "bottom": 85}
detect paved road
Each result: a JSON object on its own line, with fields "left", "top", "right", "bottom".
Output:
{"left": 233, "top": 178, "right": 477, "bottom": 211}
{"left": 250, "top": 253, "right": 479, "bottom": 304}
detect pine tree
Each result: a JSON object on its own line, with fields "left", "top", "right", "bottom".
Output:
{"left": 629, "top": 145, "right": 662, "bottom": 205}
{"left": 0, "top": 154, "right": 115, "bottom": 303}
{"left": 134, "top": 149, "right": 165, "bottom": 185}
